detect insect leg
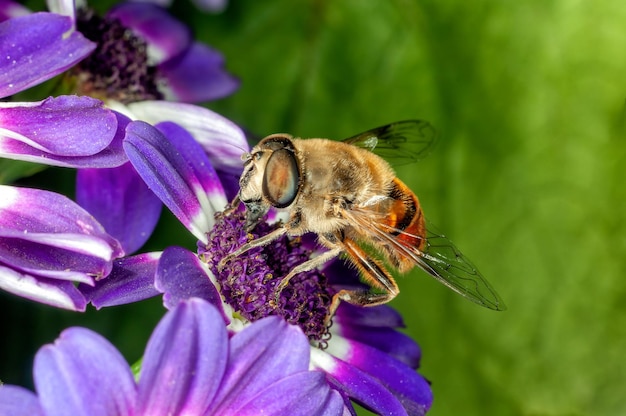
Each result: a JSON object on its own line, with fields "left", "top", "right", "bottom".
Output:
{"left": 221, "top": 195, "right": 241, "bottom": 217}
{"left": 273, "top": 246, "right": 343, "bottom": 302}
{"left": 326, "top": 237, "right": 399, "bottom": 323}
{"left": 217, "top": 226, "right": 288, "bottom": 271}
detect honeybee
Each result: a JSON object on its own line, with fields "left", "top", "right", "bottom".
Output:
{"left": 220, "top": 120, "right": 506, "bottom": 316}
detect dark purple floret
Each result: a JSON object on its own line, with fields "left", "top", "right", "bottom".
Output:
{"left": 199, "top": 210, "right": 334, "bottom": 343}
{"left": 73, "top": 9, "right": 162, "bottom": 103}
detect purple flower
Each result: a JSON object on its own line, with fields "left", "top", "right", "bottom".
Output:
{"left": 54, "top": 0, "right": 239, "bottom": 104}
{"left": 0, "top": 298, "right": 345, "bottom": 415}
{"left": 84, "top": 120, "right": 433, "bottom": 415}
{"left": 1, "top": 1, "right": 238, "bottom": 104}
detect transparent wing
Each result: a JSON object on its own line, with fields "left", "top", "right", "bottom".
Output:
{"left": 343, "top": 120, "right": 437, "bottom": 165}
{"left": 416, "top": 226, "right": 506, "bottom": 310}
{"left": 344, "top": 206, "right": 506, "bottom": 311}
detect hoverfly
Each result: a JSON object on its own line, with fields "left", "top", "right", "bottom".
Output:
{"left": 219, "top": 120, "right": 506, "bottom": 316}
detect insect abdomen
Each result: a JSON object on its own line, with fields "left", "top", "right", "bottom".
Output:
{"left": 385, "top": 178, "right": 426, "bottom": 272}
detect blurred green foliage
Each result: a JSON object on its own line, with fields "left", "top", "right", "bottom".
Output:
{"left": 3, "top": 1, "right": 625, "bottom": 415}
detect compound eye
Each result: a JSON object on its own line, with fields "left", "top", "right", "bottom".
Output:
{"left": 262, "top": 149, "right": 299, "bottom": 208}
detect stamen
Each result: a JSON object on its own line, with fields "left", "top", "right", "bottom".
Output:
{"left": 72, "top": 9, "right": 163, "bottom": 103}
{"left": 199, "top": 210, "right": 334, "bottom": 343}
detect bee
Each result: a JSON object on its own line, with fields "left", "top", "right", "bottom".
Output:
{"left": 219, "top": 120, "right": 506, "bottom": 316}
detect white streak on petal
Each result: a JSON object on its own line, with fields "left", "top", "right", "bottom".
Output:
{"left": 0, "top": 266, "right": 82, "bottom": 310}
{"left": 322, "top": 331, "right": 352, "bottom": 361}
{"left": 25, "top": 269, "right": 94, "bottom": 285}
{"left": 0, "top": 126, "right": 58, "bottom": 153}
{"left": 127, "top": 101, "right": 248, "bottom": 174}
{"left": 21, "top": 233, "right": 114, "bottom": 261}
{"left": 46, "top": 0, "right": 76, "bottom": 19}
{"left": 309, "top": 347, "right": 339, "bottom": 373}
{"left": 0, "top": 185, "right": 18, "bottom": 209}
{"left": 0, "top": 101, "right": 40, "bottom": 109}
{"left": 193, "top": 181, "right": 227, "bottom": 224}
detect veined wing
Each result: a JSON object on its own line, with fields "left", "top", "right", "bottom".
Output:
{"left": 344, "top": 205, "right": 506, "bottom": 311}
{"left": 415, "top": 226, "right": 506, "bottom": 310}
{"left": 342, "top": 120, "right": 437, "bottom": 165}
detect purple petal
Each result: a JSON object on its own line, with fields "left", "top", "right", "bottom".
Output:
{"left": 0, "top": 13, "right": 95, "bottom": 97}
{"left": 0, "top": 1, "right": 31, "bottom": 22}
{"left": 76, "top": 163, "right": 162, "bottom": 254}
{"left": 0, "top": 385, "right": 43, "bottom": 416}
{"left": 216, "top": 170, "right": 243, "bottom": 201}
{"left": 108, "top": 2, "right": 191, "bottom": 64}
{"left": 0, "top": 185, "right": 109, "bottom": 234}
{"left": 0, "top": 95, "right": 117, "bottom": 156}
{"left": 311, "top": 349, "right": 410, "bottom": 416}
{"left": 209, "top": 317, "right": 310, "bottom": 414}
{"left": 34, "top": 327, "right": 136, "bottom": 416}
{"left": 126, "top": 100, "right": 248, "bottom": 175}
{"left": 335, "top": 302, "right": 405, "bottom": 328}
{"left": 235, "top": 372, "right": 345, "bottom": 416}
{"left": 0, "top": 109, "right": 129, "bottom": 168}
{"left": 81, "top": 252, "right": 161, "bottom": 309}
{"left": 156, "top": 121, "right": 227, "bottom": 214}
{"left": 0, "top": 233, "right": 114, "bottom": 283}
{"left": 3, "top": 197, "right": 118, "bottom": 263}
{"left": 124, "top": 120, "right": 222, "bottom": 240}
{"left": 325, "top": 339, "right": 432, "bottom": 415}
{"left": 0, "top": 185, "right": 123, "bottom": 273}
{"left": 137, "top": 298, "right": 227, "bottom": 415}
{"left": 0, "top": 96, "right": 116, "bottom": 156}
{"left": 58, "top": 110, "right": 129, "bottom": 168}
{"left": 155, "top": 246, "right": 226, "bottom": 318}
{"left": 0, "top": 267, "right": 87, "bottom": 310}
{"left": 334, "top": 323, "right": 421, "bottom": 368}
{"left": 158, "top": 42, "right": 239, "bottom": 103}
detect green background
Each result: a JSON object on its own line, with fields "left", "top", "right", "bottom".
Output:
{"left": 3, "top": 1, "right": 626, "bottom": 415}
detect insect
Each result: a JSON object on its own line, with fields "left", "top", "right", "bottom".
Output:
{"left": 219, "top": 120, "right": 506, "bottom": 316}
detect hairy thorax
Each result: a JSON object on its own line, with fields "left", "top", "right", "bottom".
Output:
{"left": 291, "top": 139, "right": 396, "bottom": 234}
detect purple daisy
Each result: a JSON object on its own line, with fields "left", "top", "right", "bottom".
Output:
{"left": 0, "top": 298, "right": 346, "bottom": 415}
{"left": 53, "top": 0, "right": 239, "bottom": 104}
{"left": 83, "top": 120, "right": 432, "bottom": 415}
{"left": 0, "top": 0, "right": 238, "bottom": 102}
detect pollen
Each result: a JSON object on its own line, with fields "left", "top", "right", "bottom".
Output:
{"left": 70, "top": 9, "right": 162, "bottom": 103}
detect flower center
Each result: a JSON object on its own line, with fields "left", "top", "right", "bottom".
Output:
{"left": 70, "top": 9, "right": 163, "bottom": 103}
{"left": 199, "top": 210, "right": 334, "bottom": 345}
